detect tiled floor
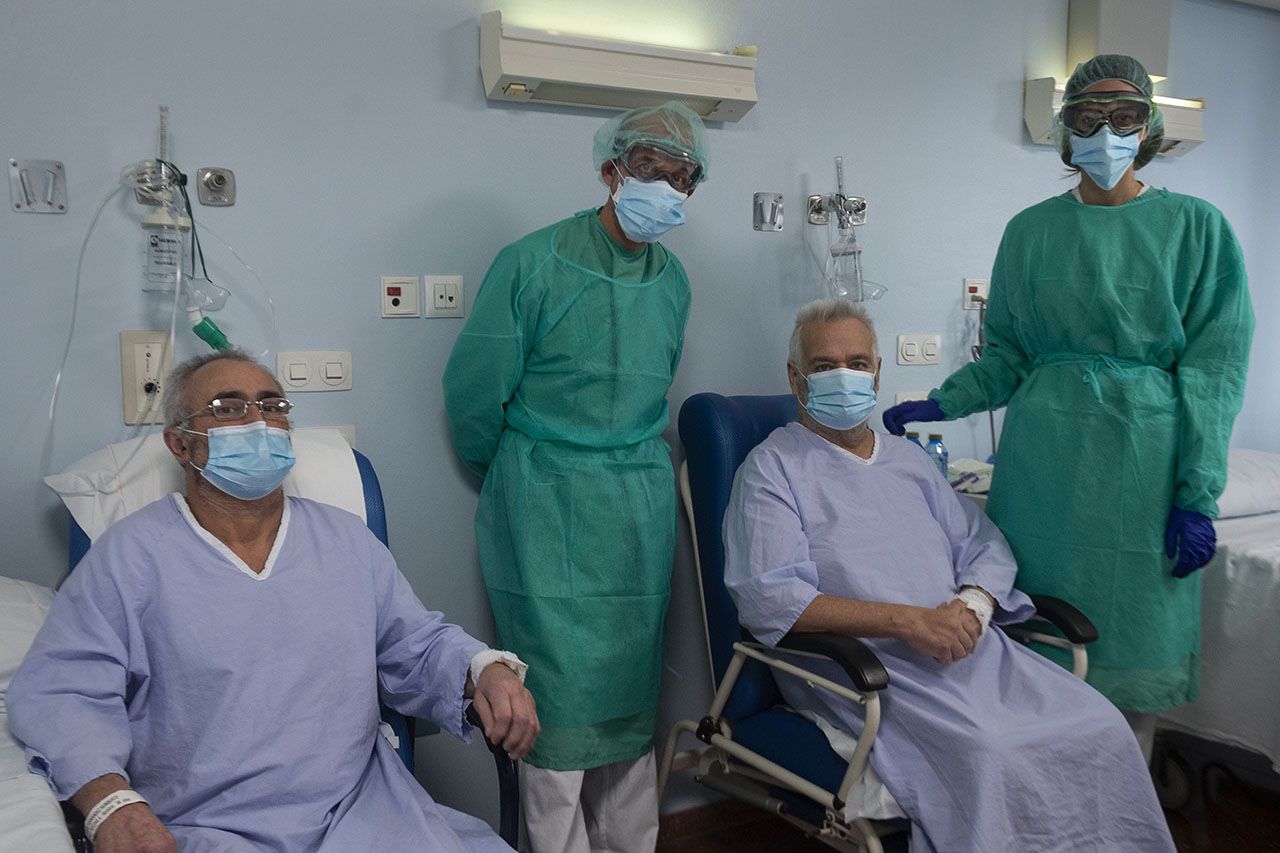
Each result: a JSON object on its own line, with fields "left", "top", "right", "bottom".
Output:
{"left": 657, "top": 776, "right": 1280, "bottom": 852}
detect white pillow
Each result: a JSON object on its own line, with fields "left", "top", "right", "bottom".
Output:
{"left": 44, "top": 427, "right": 366, "bottom": 542}
{"left": 1216, "top": 449, "right": 1280, "bottom": 519}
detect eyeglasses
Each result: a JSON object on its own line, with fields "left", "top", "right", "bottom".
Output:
{"left": 1062, "top": 97, "right": 1151, "bottom": 138}
{"left": 180, "top": 396, "right": 293, "bottom": 423}
{"left": 618, "top": 146, "right": 702, "bottom": 193}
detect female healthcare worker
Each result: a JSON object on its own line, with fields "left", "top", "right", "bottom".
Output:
{"left": 443, "top": 102, "right": 707, "bottom": 852}
{"left": 882, "top": 54, "right": 1254, "bottom": 755}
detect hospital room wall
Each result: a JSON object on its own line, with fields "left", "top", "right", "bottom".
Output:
{"left": 0, "top": 0, "right": 1275, "bottom": 826}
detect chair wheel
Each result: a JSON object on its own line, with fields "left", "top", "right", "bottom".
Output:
{"left": 1154, "top": 749, "right": 1192, "bottom": 810}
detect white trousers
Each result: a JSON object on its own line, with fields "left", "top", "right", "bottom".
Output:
{"left": 519, "top": 750, "right": 659, "bottom": 853}
{"left": 1122, "top": 710, "right": 1158, "bottom": 765}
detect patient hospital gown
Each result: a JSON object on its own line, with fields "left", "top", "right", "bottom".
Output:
{"left": 8, "top": 495, "right": 510, "bottom": 852}
{"left": 724, "top": 424, "right": 1174, "bottom": 853}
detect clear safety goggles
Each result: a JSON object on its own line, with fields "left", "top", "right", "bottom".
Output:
{"left": 617, "top": 144, "right": 703, "bottom": 193}
{"left": 1061, "top": 93, "right": 1152, "bottom": 138}
{"left": 180, "top": 396, "right": 293, "bottom": 423}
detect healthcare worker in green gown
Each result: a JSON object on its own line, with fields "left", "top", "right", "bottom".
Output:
{"left": 882, "top": 54, "right": 1254, "bottom": 759}
{"left": 443, "top": 102, "right": 707, "bottom": 853}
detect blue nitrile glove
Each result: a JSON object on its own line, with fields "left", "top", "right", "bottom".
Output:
{"left": 882, "top": 398, "right": 945, "bottom": 436}
{"left": 1165, "top": 507, "right": 1217, "bottom": 578}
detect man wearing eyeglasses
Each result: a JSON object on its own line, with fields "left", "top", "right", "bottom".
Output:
{"left": 443, "top": 102, "right": 709, "bottom": 852}
{"left": 9, "top": 350, "right": 538, "bottom": 852}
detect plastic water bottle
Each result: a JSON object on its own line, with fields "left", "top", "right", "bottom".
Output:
{"left": 926, "top": 434, "right": 948, "bottom": 479}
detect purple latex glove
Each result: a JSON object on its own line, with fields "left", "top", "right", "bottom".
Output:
{"left": 1165, "top": 507, "right": 1217, "bottom": 578}
{"left": 882, "top": 398, "right": 945, "bottom": 436}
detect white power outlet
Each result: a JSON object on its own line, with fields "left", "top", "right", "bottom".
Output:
{"left": 120, "top": 331, "right": 173, "bottom": 425}
{"left": 425, "top": 275, "right": 464, "bottom": 318}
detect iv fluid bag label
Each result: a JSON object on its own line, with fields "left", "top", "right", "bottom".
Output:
{"left": 145, "top": 230, "right": 183, "bottom": 284}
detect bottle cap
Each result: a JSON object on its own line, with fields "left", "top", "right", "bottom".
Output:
{"left": 928, "top": 434, "right": 943, "bottom": 441}
{"left": 905, "top": 431, "right": 919, "bottom": 438}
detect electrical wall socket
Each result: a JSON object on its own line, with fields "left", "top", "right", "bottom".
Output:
{"left": 120, "top": 331, "right": 173, "bottom": 425}
{"left": 425, "top": 275, "right": 464, "bottom": 318}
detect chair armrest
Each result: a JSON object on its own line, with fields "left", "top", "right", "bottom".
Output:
{"left": 1017, "top": 595, "right": 1099, "bottom": 645}
{"left": 465, "top": 703, "right": 507, "bottom": 758}
{"left": 774, "top": 631, "right": 890, "bottom": 693}
{"left": 464, "top": 703, "right": 520, "bottom": 848}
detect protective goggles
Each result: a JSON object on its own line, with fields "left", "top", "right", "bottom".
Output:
{"left": 618, "top": 144, "right": 703, "bottom": 193}
{"left": 179, "top": 396, "right": 293, "bottom": 423}
{"left": 1061, "top": 93, "right": 1152, "bottom": 138}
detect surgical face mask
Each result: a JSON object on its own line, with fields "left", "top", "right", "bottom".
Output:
{"left": 611, "top": 173, "right": 687, "bottom": 243}
{"left": 1069, "top": 126, "right": 1141, "bottom": 191}
{"left": 182, "top": 421, "right": 296, "bottom": 501}
{"left": 803, "top": 368, "right": 877, "bottom": 431}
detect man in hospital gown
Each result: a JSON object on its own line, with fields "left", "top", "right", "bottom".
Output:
{"left": 9, "top": 350, "right": 538, "bottom": 853}
{"left": 723, "top": 299, "right": 1173, "bottom": 852}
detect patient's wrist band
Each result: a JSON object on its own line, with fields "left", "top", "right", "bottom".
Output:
{"left": 469, "top": 649, "right": 528, "bottom": 689}
{"left": 957, "top": 588, "right": 994, "bottom": 634}
{"left": 84, "top": 788, "right": 148, "bottom": 841}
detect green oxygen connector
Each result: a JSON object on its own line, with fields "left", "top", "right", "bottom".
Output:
{"left": 192, "top": 316, "right": 230, "bottom": 351}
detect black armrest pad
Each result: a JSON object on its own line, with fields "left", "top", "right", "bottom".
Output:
{"left": 773, "top": 630, "right": 890, "bottom": 692}
{"left": 1020, "top": 595, "right": 1099, "bottom": 644}
{"left": 465, "top": 703, "right": 505, "bottom": 757}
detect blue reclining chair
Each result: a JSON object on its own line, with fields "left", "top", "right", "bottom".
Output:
{"left": 657, "top": 393, "right": 1098, "bottom": 852}
{"left": 66, "top": 446, "right": 518, "bottom": 849}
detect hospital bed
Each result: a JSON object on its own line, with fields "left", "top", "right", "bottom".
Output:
{"left": 1, "top": 577, "right": 76, "bottom": 853}
{"left": 657, "top": 393, "right": 1098, "bottom": 852}
{"left": 1154, "top": 449, "right": 1280, "bottom": 840}
{"left": 19, "top": 428, "right": 517, "bottom": 850}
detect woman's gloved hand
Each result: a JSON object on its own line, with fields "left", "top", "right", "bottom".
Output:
{"left": 882, "top": 398, "right": 945, "bottom": 436}
{"left": 1165, "top": 507, "right": 1217, "bottom": 578}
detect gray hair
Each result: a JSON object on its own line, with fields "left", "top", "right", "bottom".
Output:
{"left": 788, "top": 298, "right": 879, "bottom": 366}
{"left": 162, "top": 347, "right": 275, "bottom": 426}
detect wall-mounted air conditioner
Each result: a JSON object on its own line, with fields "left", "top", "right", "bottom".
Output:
{"left": 1024, "top": 77, "right": 1206, "bottom": 159}
{"left": 479, "top": 11, "right": 758, "bottom": 122}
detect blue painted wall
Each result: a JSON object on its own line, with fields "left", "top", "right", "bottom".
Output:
{"left": 2, "top": 0, "right": 1276, "bottom": 825}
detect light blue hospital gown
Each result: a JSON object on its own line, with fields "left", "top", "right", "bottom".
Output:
{"left": 8, "top": 495, "right": 511, "bottom": 852}
{"left": 724, "top": 424, "right": 1174, "bottom": 853}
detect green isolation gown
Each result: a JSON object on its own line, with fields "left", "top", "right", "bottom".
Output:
{"left": 443, "top": 209, "right": 690, "bottom": 769}
{"left": 931, "top": 188, "right": 1253, "bottom": 711}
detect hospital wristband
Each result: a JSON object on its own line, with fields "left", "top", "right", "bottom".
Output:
{"left": 956, "top": 588, "right": 994, "bottom": 635}
{"left": 469, "top": 649, "right": 528, "bottom": 690}
{"left": 84, "top": 788, "right": 149, "bottom": 842}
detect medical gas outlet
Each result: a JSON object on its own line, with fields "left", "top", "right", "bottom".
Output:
{"left": 897, "top": 334, "right": 940, "bottom": 365}
{"left": 120, "top": 331, "right": 173, "bottom": 425}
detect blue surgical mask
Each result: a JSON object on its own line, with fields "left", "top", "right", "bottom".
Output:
{"left": 183, "top": 421, "right": 296, "bottom": 500}
{"left": 803, "top": 368, "right": 877, "bottom": 431}
{"left": 1069, "top": 127, "right": 1141, "bottom": 191}
{"left": 611, "top": 176, "right": 687, "bottom": 243}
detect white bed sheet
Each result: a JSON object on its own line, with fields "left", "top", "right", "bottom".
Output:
{"left": 1160, "top": 511, "right": 1280, "bottom": 773}
{"left": 0, "top": 577, "right": 75, "bottom": 853}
